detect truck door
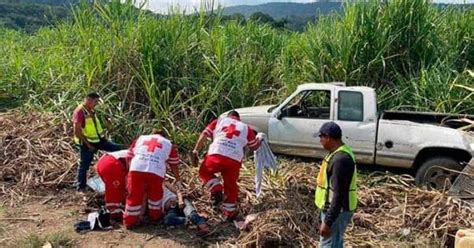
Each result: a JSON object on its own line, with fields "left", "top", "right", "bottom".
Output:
{"left": 333, "top": 88, "right": 377, "bottom": 164}
{"left": 268, "top": 88, "right": 334, "bottom": 158}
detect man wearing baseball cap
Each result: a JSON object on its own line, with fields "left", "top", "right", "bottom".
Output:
{"left": 72, "top": 92, "right": 122, "bottom": 192}
{"left": 314, "top": 122, "right": 357, "bottom": 248}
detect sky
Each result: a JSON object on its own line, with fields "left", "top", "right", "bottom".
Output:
{"left": 137, "top": 0, "right": 474, "bottom": 13}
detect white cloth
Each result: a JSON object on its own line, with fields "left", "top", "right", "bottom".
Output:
{"left": 254, "top": 133, "right": 278, "bottom": 197}
{"left": 162, "top": 185, "right": 177, "bottom": 209}
{"left": 129, "top": 135, "right": 172, "bottom": 177}
{"left": 87, "top": 212, "right": 112, "bottom": 230}
{"left": 87, "top": 175, "right": 105, "bottom": 194}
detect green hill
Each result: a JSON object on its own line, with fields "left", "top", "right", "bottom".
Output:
{"left": 0, "top": 0, "right": 78, "bottom": 6}
{"left": 0, "top": 1, "right": 74, "bottom": 32}
{"left": 222, "top": 2, "right": 343, "bottom": 19}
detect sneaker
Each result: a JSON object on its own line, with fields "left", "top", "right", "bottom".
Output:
{"left": 77, "top": 186, "right": 94, "bottom": 193}
{"left": 76, "top": 188, "right": 86, "bottom": 196}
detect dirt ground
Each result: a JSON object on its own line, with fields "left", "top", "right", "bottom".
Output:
{"left": 2, "top": 111, "right": 472, "bottom": 247}
{"left": 0, "top": 189, "right": 240, "bottom": 248}
{"left": 0, "top": 167, "right": 470, "bottom": 247}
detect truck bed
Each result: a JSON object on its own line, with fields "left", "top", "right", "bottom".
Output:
{"left": 381, "top": 111, "right": 474, "bottom": 131}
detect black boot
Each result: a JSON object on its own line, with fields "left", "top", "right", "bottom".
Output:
{"left": 211, "top": 191, "right": 224, "bottom": 207}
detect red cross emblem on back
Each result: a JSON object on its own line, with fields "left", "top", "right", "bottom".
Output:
{"left": 143, "top": 138, "right": 162, "bottom": 152}
{"left": 222, "top": 124, "right": 241, "bottom": 139}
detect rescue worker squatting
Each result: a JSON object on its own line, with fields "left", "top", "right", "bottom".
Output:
{"left": 92, "top": 137, "right": 209, "bottom": 234}
{"left": 123, "top": 130, "right": 182, "bottom": 229}
{"left": 95, "top": 150, "right": 130, "bottom": 220}
{"left": 192, "top": 110, "right": 261, "bottom": 220}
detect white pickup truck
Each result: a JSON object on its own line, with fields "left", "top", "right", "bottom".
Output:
{"left": 233, "top": 83, "right": 474, "bottom": 188}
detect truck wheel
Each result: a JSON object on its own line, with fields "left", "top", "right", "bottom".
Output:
{"left": 415, "top": 157, "right": 464, "bottom": 190}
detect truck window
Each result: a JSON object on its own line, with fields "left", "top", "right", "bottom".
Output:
{"left": 338, "top": 91, "right": 363, "bottom": 121}
{"left": 281, "top": 90, "right": 331, "bottom": 119}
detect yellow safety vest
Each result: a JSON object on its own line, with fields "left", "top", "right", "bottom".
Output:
{"left": 73, "top": 104, "right": 104, "bottom": 145}
{"left": 315, "top": 144, "right": 357, "bottom": 211}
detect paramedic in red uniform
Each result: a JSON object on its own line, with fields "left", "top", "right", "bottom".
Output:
{"left": 95, "top": 150, "right": 129, "bottom": 220}
{"left": 123, "top": 131, "right": 182, "bottom": 229}
{"left": 192, "top": 110, "right": 261, "bottom": 220}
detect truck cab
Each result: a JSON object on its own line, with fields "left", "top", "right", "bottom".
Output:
{"left": 234, "top": 82, "right": 474, "bottom": 188}
{"left": 268, "top": 82, "right": 377, "bottom": 164}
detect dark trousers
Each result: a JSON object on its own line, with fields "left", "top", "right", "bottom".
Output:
{"left": 76, "top": 139, "right": 122, "bottom": 190}
{"left": 164, "top": 206, "right": 206, "bottom": 226}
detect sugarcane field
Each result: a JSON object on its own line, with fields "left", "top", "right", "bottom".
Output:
{"left": 1, "top": 0, "right": 474, "bottom": 247}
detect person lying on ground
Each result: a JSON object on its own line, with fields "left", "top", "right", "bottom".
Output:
{"left": 162, "top": 181, "right": 210, "bottom": 235}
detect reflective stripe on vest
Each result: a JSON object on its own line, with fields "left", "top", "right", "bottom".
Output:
{"left": 314, "top": 144, "right": 358, "bottom": 211}
{"left": 74, "top": 104, "right": 104, "bottom": 144}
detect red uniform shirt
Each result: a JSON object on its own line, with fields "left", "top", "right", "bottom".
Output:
{"left": 72, "top": 105, "right": 86, "bottom": 128}
{"left": 203, "top": 117, "right": 260, "bottom": 150}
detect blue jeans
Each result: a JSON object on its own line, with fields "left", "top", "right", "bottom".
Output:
{"left": 320, "top": 211, "right": 353, "bottom": 248}
{"left": 76, "top": 139, "right": 122, "bottom": 190}
{"left": 164, "top": 206, "right": 206, "bottom": 226}
{"left": 164, "top": 207, "right": 186, "bottom": 226}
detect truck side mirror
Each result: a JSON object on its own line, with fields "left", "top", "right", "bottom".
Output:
{"left": 276, "top": 111, "right": 283, "bottom": 120}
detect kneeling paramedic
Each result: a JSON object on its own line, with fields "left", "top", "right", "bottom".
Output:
{"left": 95, "top": 150, "right": 130, "bottom": 220}
{"left": 123, "top": 130, "right": 182, "bottom": 228}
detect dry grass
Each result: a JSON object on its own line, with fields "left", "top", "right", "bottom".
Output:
{"left": 1, "top": 111, "right": 472, "bottom": 247}
{"left": 0, "top": 111, "right": 76, "bottom": 205}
